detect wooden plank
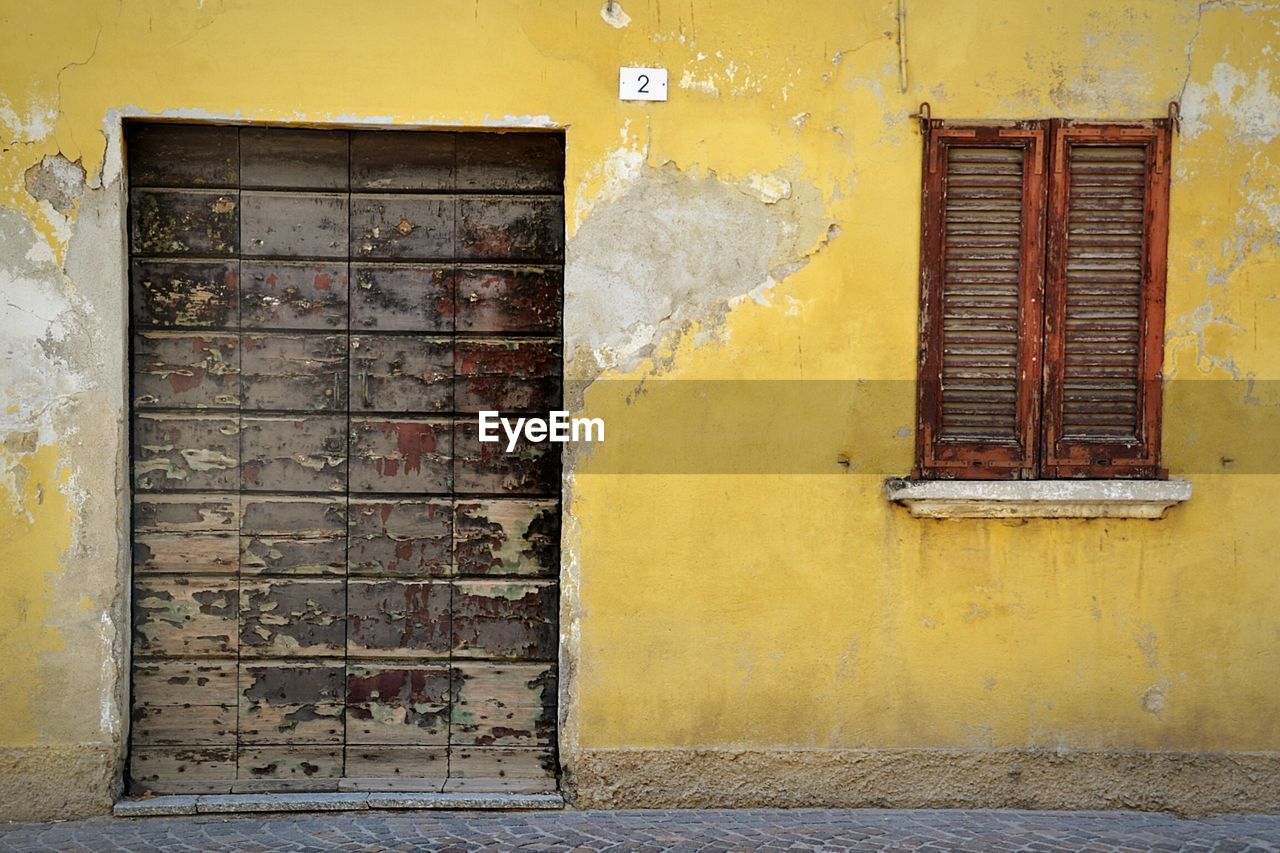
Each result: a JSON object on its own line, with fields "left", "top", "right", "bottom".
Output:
{"left": 235, "top": 746, "right": 343, "bottom": 790}
{"left": 343, "top": 746, "right": 448, "bottom": 786}
{"left": 350, "top": 131, "right": 454, "bottom": 190}
{"left": 348, "top": 418, "right": 451, "bottom": 494}
{"left": 346, "top": 665, "right": 452, "bottom": 745}
{"left": 128, "top": 747, "right": 236, "bottom": 795}
{"left": 454, "top": 499, "right": 558, "bottom": 577}
{"left": 131, "top": 189, "right": 239, "bottom": 256}
{"left": 240, "top": 127, "right": 348, "bottom": 190}
{"left": 443, "top": 747, "right": 557, "bottom": 793}
{"left": 133, "top": 414, "right": 239, "bottom": 492}
{"left": 132, "top": 332, "right": 239, "bottom": 409}
{"left": 133, "top": 532, "right": 237, "bottom": 574}
{"left": 239, "top": 662, "right": 344, "bottom": 744}
{"left": 240, "top": 579, "right": 345, "bottom": 657}
{"left": 132, "top": 659, "right": 238, "bottom": 706}
{"left": 240, "top": 333, "right": 348, "bottom": 412}
{"left": 131, "top": 704, "right": 236, "bottom": 747}
{"left": 240, "top": 496, "right": 346, "bottom": 575}
{"left": 240, "top": 536, "right": 346, "bottom": 576}
{"left": 133, "top": 494, "right": 238, "bottom": 533}
{"left": 133, "top": 576, "right": 238, "bottom": 657}
{"left": 348, "top": 499, "right": 452, "bottom": 577}
{"left": 351, "top": 195, "right": 454, "bottom": 259}
{"left": 241, "top": 191, "right": 348, "bottom": 258}
{"left": 453, "top": 420, "right": 559, "bottom": 496}
{"left": 456, "top": 197, "right": 563, "bottom": 261}
{"left": 347, "top": 580, "right": 450, "bottom": 658}
{"left": 455, "top": 266, "right": 561, "bottom": 334}
{"left": 451, "top": 662, "right": 555, "bottom": 747}
{"left": 350, "top": 335, "right": 451, "bottom": 413}
{"left": 126, "top": 123, "right": 239, "bottom": 187}
{"left": 454, "top": 338, "right": 561, "bottom": 413}
{"left": 241, "top": 416, "right": 346, "bottom": 493}
{"left": 450, "top": 580, "right": 557, "bottom": 660}
{"left": 240, "top": 496, "right": 346, "bottom": 537}
{"left": 131, "top": 260, "right": 238, "bottom": 328}
{"left": 241, "top": 261, "right": 349, "bottom": 330}
{"left": 456, "top": 133, "right": 562, "bottom": 192}
{"left": 350, "top": 264, "right": 454, "bottom": 332}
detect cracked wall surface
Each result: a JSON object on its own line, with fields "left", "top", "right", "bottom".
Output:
{"left": 0, "top": 0, "right": 1278, "bottom": 819}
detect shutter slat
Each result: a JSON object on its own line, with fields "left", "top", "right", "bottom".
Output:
{"left": 1059, "top": 143, "right": 1146, "bottom": 441}
{"left": 939, "top": 144, "right": 1027, "bottom": 443}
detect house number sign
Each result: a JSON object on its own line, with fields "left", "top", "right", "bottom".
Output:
{"left": 619, "top": 67, "right": 668, "bottom": 101}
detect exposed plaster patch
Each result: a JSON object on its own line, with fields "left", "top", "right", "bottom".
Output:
{"left": 24, "top": 155, "right": 86, "bottom": 214}
{"left": 0, "top": 208, "right": 92, "bottom": 464}
{"left": 97, "top": 612, "right": 117, "bottom": 733}
{"left": 1142, "top": 682, "right": 1169, "bottom": 715}
{"left": 572, "top": 121, "right": 646, "bottom": 231}
{"left": 741, "top": 173, "right": 792, "bottom": 205}
{"left": 0, "top": 143, "right": 129, "bottom": 752}
{"left": 1182, "top": 63, "right": 1280, "bottom": 143}
{"left": 678, "top": 70, "right": 719, "bottom": 96}
{"left": 600, "top": 1, "right": 631, "bottom": 29}
{"left": 1166, "top": 301, "right": 1246, "bottom": 379}
{"left": 0, "top": 95, "right": 57, "bottom": 144}
{"left": 565, "top": 163, "right": 829, "bottom": 375}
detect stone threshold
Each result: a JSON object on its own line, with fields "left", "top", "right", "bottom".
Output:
{"left": 885, "top": 478, "right": 1192, "bottom": 519}
{"left": 114, "top": 791, "right": 565, "bottom": 818}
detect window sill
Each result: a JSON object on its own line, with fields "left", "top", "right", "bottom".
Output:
{"left": 884, "top": 478, "right": 1192, "bottom": 519}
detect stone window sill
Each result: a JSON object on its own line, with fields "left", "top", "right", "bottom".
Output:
{"left": 885, "top": 478, "right": 1192, "bottom": 519}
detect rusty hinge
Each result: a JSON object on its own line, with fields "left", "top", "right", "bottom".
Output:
{"left": 1168, "top": 100, "right": 1182, "bottom": 135}
{"left": 910, "top": 101, "right": 931, "bottom": 135}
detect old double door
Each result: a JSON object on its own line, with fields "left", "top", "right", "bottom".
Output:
{"left": 127, "top": 124, "right": 562, "bottom": 794}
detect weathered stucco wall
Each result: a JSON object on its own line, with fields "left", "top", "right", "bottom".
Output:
{"left": 0, "top": 0, "right": 1277, "bottom": 819}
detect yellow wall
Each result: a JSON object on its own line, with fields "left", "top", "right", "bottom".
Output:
{"left": 1, "top": 0, "right": 1277, "bottom": 815}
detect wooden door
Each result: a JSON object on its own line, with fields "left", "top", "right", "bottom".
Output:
{"left": 127, "top": 124, "right": 563, "bottom": 795}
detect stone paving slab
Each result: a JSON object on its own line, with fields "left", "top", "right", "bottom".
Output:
{"left": 4, "top": 808, "right": 1280, "bottom": 851}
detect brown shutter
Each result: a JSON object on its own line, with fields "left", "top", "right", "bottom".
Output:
{"left": 916, "top": 124, "right": 1047, "bottom": 479}
{"left": 1041, "top": 121, "right": 1171, "bottom": 478}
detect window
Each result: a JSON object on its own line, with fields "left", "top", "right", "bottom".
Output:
{"left": 914, "top": 118, "right": 1173, "bottom": 480}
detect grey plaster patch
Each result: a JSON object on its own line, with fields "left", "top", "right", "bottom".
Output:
{"left": 0, "top": 175, "right": 130, "bottom": 821}
{"left": 24, "top": 154, "right": 87, "bottom": 213}
{"left": 196, "top": 793, "right": 371, "bottom": 814}
{"left": 565, "top": 163, "right": 829, "bottom": 375}
{"left": 113, "top": 796, "right": 199, "bottom": 817}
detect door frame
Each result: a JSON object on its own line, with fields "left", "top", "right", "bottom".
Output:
{"left": 110, "top": 110, "right": 577, "bottom": 800}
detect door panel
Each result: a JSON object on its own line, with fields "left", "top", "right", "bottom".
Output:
{"left": 128, "top": 124, "right": 562, "bottom": 795}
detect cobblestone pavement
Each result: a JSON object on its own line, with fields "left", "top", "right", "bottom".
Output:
{"left": 3, "top": 809, "right": 1280, "bottom": 851}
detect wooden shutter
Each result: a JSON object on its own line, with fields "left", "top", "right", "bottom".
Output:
{"left": 1041, "top": 121, "right": 1171, "bottom": 478}
{"left": 916, "top": 124, "right": 1047, "bottom": 479}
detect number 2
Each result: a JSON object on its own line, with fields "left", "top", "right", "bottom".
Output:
{"left": 637, "top": 74, "right": 650, "bottom": 94}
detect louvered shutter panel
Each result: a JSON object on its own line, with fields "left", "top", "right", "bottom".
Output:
{"left": 916, "top": 124, "right": 1047, "bottom": 479}
{"left": 1041, "top": 122, "right": 1171, "bottom": 478}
